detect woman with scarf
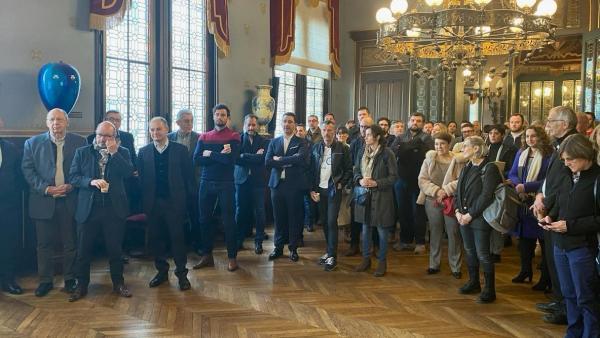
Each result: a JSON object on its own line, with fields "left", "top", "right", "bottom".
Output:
{"left": 353, "top": 125, "right": 397, "bottom": 277}
{"left": 507, "top": 126, "right": 553, "bottom": 288}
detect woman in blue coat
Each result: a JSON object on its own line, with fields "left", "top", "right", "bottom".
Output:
{"left": 507, "top": 125, "right": 553, "bottom": 287}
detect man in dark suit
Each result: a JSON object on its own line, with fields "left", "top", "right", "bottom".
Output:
{"left": 193, "top": 104, "right": 241, "bottom": 272}
{"left": 22, "top": 108, "right": 86, "bottom": 297}
{"left": 235, "top": 114, "right": 269, "bottom": 254}
{"left": 0, "top": 118, "right": 24, "bottom": 295}
{"left": 309, "top": 120, "right": 352, "bottom": 271}
{"left": 266, "top": 112, "right": 310, "bottom": 262}
{"left": 167, "top": 109, "right": 201, "bottom": 252}
{"left": 68, "top": 121, "right": 135, "bottom": 301}
{"left": 138, "top": 117, "right": 193, "bottom": 291}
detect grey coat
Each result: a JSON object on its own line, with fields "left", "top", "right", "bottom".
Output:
{"left": 353, "top": 146, "right": 398, "bottom": 227}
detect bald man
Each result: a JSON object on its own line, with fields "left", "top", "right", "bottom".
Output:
{"left": 68, "top": 121, "right": 135, "bottom": 301}
{"left": 22, "top": 108, "right": 86, "bottom": 297}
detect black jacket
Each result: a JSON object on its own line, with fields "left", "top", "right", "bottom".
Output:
{"left": 234, "top": 132, "right": 269, "bottom": 186}
{"left": 69, "top": 145, "right": 134, "bottom": 224}
{"left": 87, "top": 130, "right": 137, "bottom": 168}
{"left": 0, "top": 139, "right": 24, "bottom": 206}
{"left": 265, "top": 135, "right": 310, "bottom": 190}
{"left": 487, "top": 142, "right": 517, "bottom": 177}
{"left": 541, "top": 129, "right": 578, "bottom": 211}
{"left": 309, "top": 140, "right": 352, "bottom": 191}
{"left": 390, "top": 129, "right": 434, "bottom": 189}
{"left": 503, "top": 132, "right": 524, "bottom": 150}
{"left": 549, "top": 164, "right": 600, "bottom": 250}
{"left": 455, "top": 160, "right": 503, "bottom": 230}
{"left": 137, "top": 142, "right": 193, "bottom": 216}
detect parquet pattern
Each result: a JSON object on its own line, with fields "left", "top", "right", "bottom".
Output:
{"left": 0, "top": 229, "right": 565, "bottom": 337}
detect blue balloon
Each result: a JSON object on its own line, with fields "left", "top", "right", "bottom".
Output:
{"left": 38, "top": 62, "right": 81, "bottom": 113}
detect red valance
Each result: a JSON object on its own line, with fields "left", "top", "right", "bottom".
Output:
{"left": 89, "top": 0, "right": 129, "bottom": 31}
{"left": 328, "top": 0, "right": 341, "bottom": 78}
{"left": 207, "top": 0, "right": 230, "bottom": 57}
{"left": 270, "top": 0, "right": 296, "bottom": 65}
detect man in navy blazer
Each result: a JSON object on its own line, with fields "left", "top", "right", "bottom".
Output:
{"left": 68, "top": 121, "right": 135, "bottom": 301}
{"left": 266, "top": 112, "right": 310, "bottom": 262}
{"left": 22, "top": 108, "right": 86, "bottom": 297}
{"left": 138, "top": 117, "right": 193, "bottom": 291}
{"left": 235, "top": 114, "right": 269, "bottom": 254}
{"left": 0, "top": 119, "right": 25, "bottom": 295}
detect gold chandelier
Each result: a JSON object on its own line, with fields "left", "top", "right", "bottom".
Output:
{"left": 375, "top": 0, "right": 557, "bottom": 74}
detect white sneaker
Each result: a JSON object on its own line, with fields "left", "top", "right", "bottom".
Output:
{"left": 318, "top": 253, "right": 329, "bottom": 265}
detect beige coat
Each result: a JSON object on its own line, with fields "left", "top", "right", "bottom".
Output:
{"left": 441, "top": 152, "right": 468, "bottom": 196}
{"left": 417, "top": 150, "right": 453, "bottom": 204}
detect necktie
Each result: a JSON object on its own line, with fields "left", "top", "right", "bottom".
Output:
{"left": 54, "top": 139, "right": 65, "bottom": 186}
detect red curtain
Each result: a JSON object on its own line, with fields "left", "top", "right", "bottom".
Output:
{"left": 270, "top": 0, "right": 296, "bottom": 65}
{"left": 328, "top": 0, "right": 341, "bottom": 78}
{"left": 207, "top": 0, "right": 230, "bottom": 57}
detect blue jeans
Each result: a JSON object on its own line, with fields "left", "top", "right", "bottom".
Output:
{"left": 554, "top": 245, "right": 600, "bottom": 338}
{"left": 198, "top": 180, "right": 238, "bottom": 258}
{"left": 362, "top": 225, "right": 389, "bottom": 261}
{"left": 235, "top": 182, "right": 266, "bottom": 246}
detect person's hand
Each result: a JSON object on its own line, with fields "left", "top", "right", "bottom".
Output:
{"left": 106, "top": 137, "right": 118, "bottom": 155}
{"left": 273, "top": 156, "right": 281, "bottom": 161}
{"left": 546, "top": 220, "right": 567, "bottom": 233}
{"left": 90, "top": 179, "right": 107, "bottom": 190}
{"left": 257, "top": 148, "right": 264, "bottom": 154}
{"left": 221, "top": 146, "right": 231, "bottom": 154}
{"left": 455, "top": 212, "right": 465, "bottom": 225}
{"left": 359, "top": 178, "right": 369, "bottom": 187}
{"left": 369, "top": 179, "right": 378, "bottom": 188}
{"left": 47, "top": 185, "right": 66, "bottom": 196}
{"left": 310, "top": 191, "right": 320, "bottom": 202}
{"left": 436, "top": 189, "right": 447, "bottom": 202}
{"left": 61, "top": 184, "right": 73, "bottom": 193}
{"left": 462, "top": 213, "right": 473, "bottom": 224}
{"left": 538, "top": 215, "right": 554, "bottom": 230}
{"left": 202, "top": 150, "right": 212, "bottom": 157}
{"left": 532, "top": 193, "right": 546, "bottom": 217}
{"left": 133, "top": 170, "right": 139, "bottom": 177}
{"left": 515, "top": 184, "right": 525, "bottom": 194}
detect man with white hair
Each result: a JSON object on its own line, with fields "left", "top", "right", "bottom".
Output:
{"left": 168, "top": 109, "right": 200, "bottom": 157}
{"left": 22, "top": 108, "right": 86, "bottom": 297}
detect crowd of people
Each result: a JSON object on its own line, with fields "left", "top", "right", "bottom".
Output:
{"left": 1, "top": 104, "right": 600, "bottom": 336}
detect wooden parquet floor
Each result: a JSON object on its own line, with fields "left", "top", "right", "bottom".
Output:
{"left": 0, "top": 228, "right": 565, "bottom": 338}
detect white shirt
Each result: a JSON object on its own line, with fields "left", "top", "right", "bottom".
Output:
{"left": 319, "top": 145, "right": 332, "bottom": 189}
{"left": 0, "top": 142, "right": 3, "bottom": 169}
{"left": 281, "top": 135, "right": 293, "bottom": 179}
{"left": 154, "top": 139, "right": 170, "bottom": 154}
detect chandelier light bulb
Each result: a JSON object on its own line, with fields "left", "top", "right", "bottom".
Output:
{"left": 516, "top": 0, "right": 536, "bottom": 9}
{"left": 390, "top": 0, "right": 408, "bottom": 15}
{"left": 474, "top": 0, "right": 492, "bottom": 6}
{"left": 462, "top": 68, "right": 472, "bottom": 77}
{"left": 535, "top": 0, "right": 557, "bottom": 17}
{"left": 425, "top": 0, "right": 443, "bottom": 7}
{"left": 376, "top": 7, "right": 394, "bottom": 24}
{"left": 484, "top": 74, "right": 492, "bottom": 82}
{"left": 406, "top": 27, "right": 422, "bottom": 37}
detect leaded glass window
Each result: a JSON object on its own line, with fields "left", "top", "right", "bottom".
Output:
{"left": 306, "top": 75, "right": 324, "bottom": 124}
{"left": 105, "top": 0, "right": 150, "bottom": 150}
{"left": 171, "top": 0, "right": 207, "bottom": 132}
{"left": 274, "top": 70, "right": 296, "bottom": 137}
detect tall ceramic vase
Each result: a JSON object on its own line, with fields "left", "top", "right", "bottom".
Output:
{"left": 251, "top": 85, "right": 275, "bottom": 135}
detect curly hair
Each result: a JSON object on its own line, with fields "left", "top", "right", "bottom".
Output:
{"left": 522, "top": 125, "right": 554, "bottom": 157}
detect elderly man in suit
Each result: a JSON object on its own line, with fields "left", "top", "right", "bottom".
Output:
{"left": 22, "top": 108, "right": 86, "bottom": 297}
{"left": 86, "top": 110, "right": 137, "bottom": 164}
{"left": 0, "top": 118, "right": 25, "bottom": 295}
{"left": 266, "top": 112, "right": 310, "bottom": 262}
{"left": 68, "top": 121, "right": 135, "bottom": 301}
{"left": 138, "top": 117, "right": 193, "bottom": 291}
{"left": 235, "top": 114, "right": 269, "bottom": 254}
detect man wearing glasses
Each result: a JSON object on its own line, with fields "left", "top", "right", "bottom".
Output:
{"left": 22, "top": 108, "right": 87, "bottom": 297}
{"left": 68, "top": 121, "right": 135, "bottom": 301}
{"left": 451, "top": 122, "right": 475, "bottom": 152}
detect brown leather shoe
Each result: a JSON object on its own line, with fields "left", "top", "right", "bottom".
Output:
{"left": 193, "top": 255, "right": 215, "bottom": 269}
{"left": 113, "top": 284, "right": 132, "bottom": 298}
{"left": 354, "top": 258, "right": 371, "bottom": 272}
{"left": 227, "top": 259, "right": 238, "bottom": 272}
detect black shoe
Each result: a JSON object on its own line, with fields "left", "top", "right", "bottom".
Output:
{"left": 268, "top": 248, "right": 284, "bottom": 261}
{"left": 68, "top": 285, "right": 88, "bottom": 302}
{"left": 459, "top": 280, "right": 481, "bottom": 294}
{"left": 511, "top": 270, "right": 533, "bottom": 283}
{"left": 536, "top": 301, "right": 561, "bottom": 313}
{"left": 543, "top": 311, "right": 568, "bottom": 325}
{"left": 289, "top": 249, "right": 299, "bottom": 262}
{"left": 121, "top": 255, "right": 130, "bottom": 264}
{"left": 324, "top": 256, "right": 337, "bottom": 271}
{"left": 532, "top": 280, "right": 550, "bottom": 291}
{"left": 62, "top": 279, "right": 78, "bottom": 293}
{"left": 451, "top": 271, "right": 462, "bottom": 279}
{"left": 255, "top": 243, "right": 263, "bottom": 255}
{"left": 35, "top": 283, "right": 53, "bottom": 297}
{"left": 113, "top": 284, "right": 132, "bottom": 298}
{"left": 149, "top": 273, "right": 168, "bottom": 288}
{"left": 427, "top": 268, "right": 440, "bottom": 275}
{"left": 490, "top": 254, "right": 501, "bottom": 263}
{"left": 2, "top": 281, "right": 23, "bottom": 295}
{"left": 178, "top": 276, "right": 191, "bottom": 291}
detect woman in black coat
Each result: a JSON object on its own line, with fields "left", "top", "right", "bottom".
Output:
{"left": 541, "top": 134, "right": 600, "bottom": 338}
{"left": 454, "top": 136, "right": 503, "bottom": 303}
{"left": 353, "top": 125, "right": 397, "bottom": 277}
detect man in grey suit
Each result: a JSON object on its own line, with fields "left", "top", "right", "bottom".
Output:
{"left": 167, "top": 109, "right": 200, "bottom": 156}
{"left": 21, "top": 108, "right": 86, "bottom": 297}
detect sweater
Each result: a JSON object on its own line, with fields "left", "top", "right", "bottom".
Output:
{"left": 193, "top": 127, "right": 241, "bottom": 182}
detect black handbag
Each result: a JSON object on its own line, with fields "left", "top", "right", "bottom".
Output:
{"left": 353, "top": 186, "right": 371, "bottom": 206}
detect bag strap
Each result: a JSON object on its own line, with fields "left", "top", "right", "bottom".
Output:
{"left": 594, "top": 176, "right": 600, "bottom": 245}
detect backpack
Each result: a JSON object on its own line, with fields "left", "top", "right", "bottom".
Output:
{"left": 482, "top": 162, "right": 522, "bottom": 234}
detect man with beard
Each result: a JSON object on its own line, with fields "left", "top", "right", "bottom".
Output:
{"left": 391, "top": 112, "right": 434, "bottom": 254}
{"left": 532, "top": 106, "right": 578, "bottom": 325}
{"left": 378, "top": 117, "right": 395, "bottom": 146}
{"left": 504, "top": 113, "right": 526, "bottom": 149}
{"left": 68, "top": 121, "right": 135, "bottom": 301}
{"left": 193, "top": 104, "right": 241, "bottom": 271}
{"left": 266, "top": 113, "right": 310, "bottom": 262}
{"left": 235, "top": 114, "right": 269, "bottom": 254}
{"left": 306, "top": 115, "right": 322, "bottom": 144}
